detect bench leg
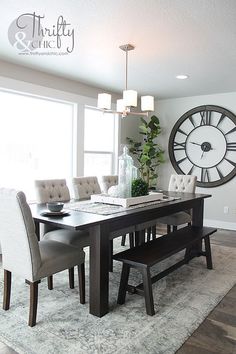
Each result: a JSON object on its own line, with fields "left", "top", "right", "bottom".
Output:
{"left": 167, "top": 225, "right": 171, "bottom": 233}
{"left": 109, "top": 240, "right": 113, "bottom": 272}
{"left": 142, "top": 267, "right": 155, "bottom": 316}
{"left": 204, "top": 236, "right": 213, "bottom": 269}
{"left": 117, "top": 264, "right": 130, "bottom": 305}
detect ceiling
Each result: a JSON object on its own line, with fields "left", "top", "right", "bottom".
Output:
{"left": 1, "top": 0, "right": 236, "bottom": 99}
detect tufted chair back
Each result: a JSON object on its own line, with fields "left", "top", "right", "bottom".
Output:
{"left": 34, "top": 179, "right": 70, "bottom": 204}
{"left": 100, "top": 175, "right": 118, "bottom": 194}
{"left": 0, "top": 188, "right": 41, "bottom": 282}
{"left": 168, "top": 174, "right": 197, "bottom": 193}
{"left": 72, "top": 176, "right": 101, "bottom": 200}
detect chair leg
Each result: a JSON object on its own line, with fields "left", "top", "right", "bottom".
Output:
{"left": 69, "top": 268, "right": 75, "bottom": 289}
{"left": 78, "top": 263, "right": 85, "bottom": 304}
{"left": 47, "top": 276, "right": 53, "bottom": 290}
{"left": 3, "top": 270, "right": 11, "bottom": 311}
{"left": 117, "top": 263, "right": 130, "bottom": 305}
{"left": 129, "top": 232, "right": 134, "bottom": 248}
{"left": 142, "top": 267, "right": 155, "bottom": 316}
{"left": 29, "top": 281, "right": 39, "bottom": 327}
{"left": 204, "top": 236, "right": 213, "bottom": 269}
{"left": 121, "top": 234, "right": 126, "bottom": 246}
{"left": 151, "top": 226, "right": 156, "bottom": 240}
{"left": 147, "top": 228, "right": 151, "bottom": 242}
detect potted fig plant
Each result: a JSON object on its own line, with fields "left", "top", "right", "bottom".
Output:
{"left": 127, "top": 115, "right": 165, "bottom": 189}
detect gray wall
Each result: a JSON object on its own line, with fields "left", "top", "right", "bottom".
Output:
{"left": 156, "top": 92, "right": 236, "bottom": 230}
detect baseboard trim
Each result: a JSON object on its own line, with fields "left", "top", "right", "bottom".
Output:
{"left": 204, "top": 219, "right": 236, "bottom": 231}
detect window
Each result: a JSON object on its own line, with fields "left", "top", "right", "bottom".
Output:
{"left": 0, "top": 90, "right": 74, "bottom": 200}
{"left": 84, "top": 107, "right": 118, "bottom": 176}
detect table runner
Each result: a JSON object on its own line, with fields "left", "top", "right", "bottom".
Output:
{"left": 66, "top": 195, "right": 179, "bottom": 215}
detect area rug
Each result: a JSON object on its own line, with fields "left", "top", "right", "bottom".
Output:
{"left": 0, "top": 240, "right": 235, "bottom": 354}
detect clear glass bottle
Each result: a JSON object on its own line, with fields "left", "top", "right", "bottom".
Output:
{"left": 118, "top": 145, "right": 134, "bottom": 198}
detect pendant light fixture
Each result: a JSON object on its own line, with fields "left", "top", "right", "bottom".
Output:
{"left": 97, "top": 44, "right": 154, "bottom": 118}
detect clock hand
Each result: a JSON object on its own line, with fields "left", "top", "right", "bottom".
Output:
{"left": 190, "top": 141, "right": 215, "bottom": 150}
{"left": 200, "top": 151, "right": 205, "bottom": 159}
{"left": 190, "top": 141, "right": 201, "bottom": 146}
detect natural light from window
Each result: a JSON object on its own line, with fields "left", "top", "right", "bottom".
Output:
{"left": 0, "top": 90, "right": 74, "bottom": 201}
{"left": 84, "top": 107, "right": 118, "bottom": 176}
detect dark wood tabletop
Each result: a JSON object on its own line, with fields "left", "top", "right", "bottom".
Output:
{"left": 30, "top": 191, "right": 211, "bottom": 317}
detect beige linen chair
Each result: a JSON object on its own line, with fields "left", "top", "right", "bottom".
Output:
{"left": 72, "top": 176, "right": 101, "bottom": 200}
{"left": 34, "top": 179, "right": 90, "bottom": 289}
{"left": 99, "top": 175, "right": 134, "bottom": 251}
{"left": 100, "top": 175, "right": 118, "bottom": 194}
{"left": 158, "top": 174, "right": 197, "bottom": 232}
{"left": 72, "top": 176, "right": 120, "bottom": 271}
{"left": 0, "top": 188, "right": 85, "bottom": 327}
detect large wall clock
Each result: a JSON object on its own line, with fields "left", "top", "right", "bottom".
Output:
{"left": 168, "top": 105, "right": 236, "bottom": 187}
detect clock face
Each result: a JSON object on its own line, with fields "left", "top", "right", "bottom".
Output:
{"left": 169, "top": 105, "right": 236, "bottom": 187}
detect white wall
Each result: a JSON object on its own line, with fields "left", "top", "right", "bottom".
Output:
{"left": 156, "top": 91, "right": 236, "bottom": 230}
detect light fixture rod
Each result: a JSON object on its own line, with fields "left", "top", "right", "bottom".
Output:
{"left": 119, "top": 44, "right": 135, "bottom": 91}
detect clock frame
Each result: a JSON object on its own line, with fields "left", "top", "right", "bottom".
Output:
{"left": 168, "top": 105, "right": 236, "bottom": 188}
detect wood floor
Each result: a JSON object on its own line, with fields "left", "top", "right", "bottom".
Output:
{"left": 177, "top": 228, "right": 236, "bottom": 354}
{"left": 0, "top": 229, "right": 235, "bottom": 354}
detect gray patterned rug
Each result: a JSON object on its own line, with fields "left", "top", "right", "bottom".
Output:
{"left": 0, "top": 239, "right": 235, "bottom": 354}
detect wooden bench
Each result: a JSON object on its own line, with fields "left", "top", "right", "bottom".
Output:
{"left": 113, "top": 226, "right": 217, "bottom": 316}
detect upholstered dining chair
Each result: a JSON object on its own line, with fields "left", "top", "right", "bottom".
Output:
{"left": 72, "top": 176, "right": 101, "bottom": 200}
{"left": 99, "top": 175, "right": 118, "bottom": 194}
{"left": 0, "top": 188, "right": 85, "bottom": 327}
{"left": 99, "top": 175, "right": 135, "bottom": 251}
{"left": 34, "top": 179, "right": 90, "bottom": 289}
{"left": 72, "top": 176, "right": 122, "bottom": 271}
{"left": 157, "top": 174, "right": 197, "bottom": 233}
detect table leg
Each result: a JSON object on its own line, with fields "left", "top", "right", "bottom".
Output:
{"left": 192, "top": 199, "right": 204, "bottom": 227}
{"left": 192, "top": 199, "right": 204, "bottom": 255}
{"left": 89, "top": 224, "right": 110, "bottom": 317}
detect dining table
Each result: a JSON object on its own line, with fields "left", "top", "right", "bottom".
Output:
{"left": 30, "top": 191, "right": 211, "bottom": 318}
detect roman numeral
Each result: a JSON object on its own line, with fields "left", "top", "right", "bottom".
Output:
{"left": 226, "top": 142, "right": 236, "bottom": 151}
{"left": 177, "top": 128, "right": 188, "bottom": 136}
{"left": 188, "top": 165, "right": 194, "bottom": 175}
{"left": 216, "top": 114, "right": 226, "bottom": 127}
{"left": 177, "top": 157, "right": 187, "bottom": 165}
{"left": 173, "top": 142, "right": 186, "bottom": 150}
{"left": 188, "top": 115, "right": 196, "bottom": 128}
{"left": 226, "top": 127, "right": 236, "bottom": 136}
{"left": 216, "top": 166, "right": 224, "bottom": 179}
{"left": 201, "top": 168, "right": 210, "bottom": 182}
{"left": 225, "top": 158, "right": 236, "bottom": 167}
{"left": 200, "top": 110, "right": 211, "bottom": 125}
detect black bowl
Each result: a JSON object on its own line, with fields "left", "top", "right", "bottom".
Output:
{"left": 46, "top": 202, "right": 64, "bottom": 212}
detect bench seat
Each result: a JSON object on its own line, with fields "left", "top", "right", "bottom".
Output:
{"left": 113, "top": 226, "right": 217, "bottom": 315}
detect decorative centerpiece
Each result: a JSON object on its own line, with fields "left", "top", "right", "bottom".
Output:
{"left": 117, "top": 145, "right": 137, "bottom": 198}
{"left": 91, "top": 145, "right": 163, "bottom": 207}
{"left": 131, "top": 178, "right": 148, "bottom": 197}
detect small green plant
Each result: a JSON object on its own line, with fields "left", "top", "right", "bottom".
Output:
{"left": 131, "top": 178, "right": 149, "bottom": 197}
{"left": 127, "top": 115, "right": 165, "bottom": 188}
